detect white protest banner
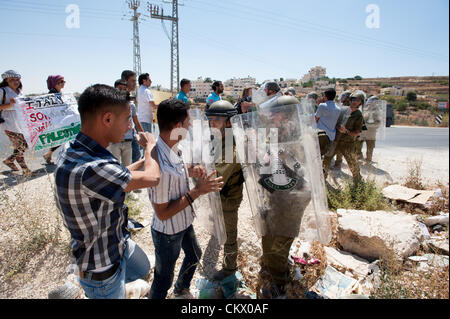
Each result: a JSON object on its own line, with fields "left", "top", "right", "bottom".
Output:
{"left": 14, "top": 93, "right": 80, "bottom": 151}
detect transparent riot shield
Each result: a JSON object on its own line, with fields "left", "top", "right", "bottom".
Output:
{"left": 179, "top": 109, "right": 227, "bottom": 245}
{"left": 231, "top": 98, "right": 332, "bottom": 244}
{"left": 361, "top": 99, "right": 387, "bottom": 141}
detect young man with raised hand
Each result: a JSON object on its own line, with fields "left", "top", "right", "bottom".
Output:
{"left": 54, "top": 84, "right": 160, "bottom": 299}
{"left": 148, "top": 98, "right": 224, "bottom": 299}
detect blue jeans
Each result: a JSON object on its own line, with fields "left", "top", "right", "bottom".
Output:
{"left": 78, "top": 239, "right": 150, "bottom": 299}
{"left": 150, "top": 225, "right": 202, "bottom": 299}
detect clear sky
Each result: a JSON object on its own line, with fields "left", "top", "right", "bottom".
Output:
{"left": 0, "top": 0, "right": 448, "bottom": 94}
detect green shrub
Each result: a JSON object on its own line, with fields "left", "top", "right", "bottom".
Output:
{"left": 327, "top": 179, "right": 391, "bottom": 211}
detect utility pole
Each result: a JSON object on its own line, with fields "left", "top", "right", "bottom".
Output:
{"left": 128, "top": 0, "right": 142, "bottom": 78}
{"left": 148, "top": 1, "right": 181, "bottom": 95}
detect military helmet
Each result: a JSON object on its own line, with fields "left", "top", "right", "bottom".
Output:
{"left": 350, "top": 90, "right": 367, "bottom": 106}
{"left": 339, "top": 90, "right": 352, "bottom": 101}
{"left": 205, "top": 100, "right": 238, "bottom": 118}
{"left": 265, "top": 82, "right": 281, "bottom": 93}
{"left": 306, "top": 92, "right": 319, "bottom": 100}
{"left": 366, "top": 95, "right": 379, "bottom": 103}
{"left": 260, "top": 95, "right": 300, "bottom": 113}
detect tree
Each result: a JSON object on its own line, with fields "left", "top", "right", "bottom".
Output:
{"left": 354, "top": 75, "right": 363, "bottom": 80}
{"left": 302, "top": 81, "right": 313, "bottom": 88}
{"left": 395, "top": 100, "right": 408, "bottom": 112}
{"left": 406, "top": 91, "right": 417, "bottom": 102}
{"left": 280, "top": 78, "right": 284, "bottom": 82}
{"left": 204, "top": 77, "right": 212, "bottom": 83}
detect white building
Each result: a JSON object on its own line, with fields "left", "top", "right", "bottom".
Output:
{"left": 190, "top": 77, "right": 213, "bottom": 100}
{"left": 224, "top": 76, "right": 256, "bottom": 99}
{"left": 301, "top": 66, "right": 327, "bottom": 83}
{"left": 380, "top": 86, "right": 415, "bottom": 96}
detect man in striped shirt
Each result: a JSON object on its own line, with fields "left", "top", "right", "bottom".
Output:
{"left": 54, "top": 84, "right": 161, "bottom": 299}
{"left": 148, "top": 98, "right": 224, "bottom": 299}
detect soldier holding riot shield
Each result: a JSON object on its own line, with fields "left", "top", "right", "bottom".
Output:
{"left": 232, "top": 95, "right": 331, "bottom": 299}
{"left": 356, "top": 95, "right": 386, "bottom": 164}
{"left": 323, "top": 90, "right": 365, "bottom": 184}
{"left": 205, "top": 101, "right": 246, "bottom": 281}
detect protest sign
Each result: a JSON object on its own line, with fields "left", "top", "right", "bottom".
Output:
{"left": 14, "top": 93, "right": 80, "bottom": 151}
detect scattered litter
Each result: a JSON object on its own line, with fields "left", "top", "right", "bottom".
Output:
{"left": 195, "top": 272, "right": 256, "bottom": 299}
{"left": 309, "top": 265, "right": 359, "bottom": 299}
{"left": 408, "top": 256, "right": 429, "bottom": 262}
{"left": 293, "top": 267, "right": 303, "bottom": 281}
{"left": 290, "top": 254, "right": 320, "bottom": 266}
{"left": 196, "top": 278, "right": 222, "bottom": 299}
{"left": 382, "top": 184, "right": 435, "bottom": 205}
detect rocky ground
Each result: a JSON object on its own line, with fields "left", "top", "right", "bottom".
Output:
{"left": 0, "top": 145, "right": 448, "bottom": 299}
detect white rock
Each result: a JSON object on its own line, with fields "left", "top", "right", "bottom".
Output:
{"left": 337, "top": 209, "right": 424, "bottom": 261}
{"left": 408, "top": 256, "right": 429, "bottom": 262}
{"left": 423, "top": 254, "right": 449, "bottom": 268}
{"left": 323, "top": 246, "right": 371, "bottom": 279}
{"left": 427, "top": 237, "right": 449, "bottom": 255}
{"left": 424, "top": 214, "right": 449, "bottom": 227}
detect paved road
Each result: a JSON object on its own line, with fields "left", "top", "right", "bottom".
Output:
{"left": 0, "top": 125, "right": 448, "bottom": 172}
{"left": 377, "top": 126, "right": 449, "bottom": 150}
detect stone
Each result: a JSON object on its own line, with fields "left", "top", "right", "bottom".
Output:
{"left": 424, "top": 213, "right": 449, "bottom": 227}
{"left": 422, "top": 254, "right": 449, "bottom": 268}
{"left": 323, "top": 246, "right": 371, "bottom": 278}
{"left": 337, "top": 209, "right": 424, "bottom": 261}
{"left": 427, "top": 237, "right": 449, "bottom": 255}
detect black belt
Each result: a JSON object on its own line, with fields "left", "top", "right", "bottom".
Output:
{"left": 122, "top": 139, "right": 133, "bottom": 142}
{"left": 81, "top": 263, "right": 120, "bottom": 281}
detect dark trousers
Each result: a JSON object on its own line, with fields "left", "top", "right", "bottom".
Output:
{"left": 149, "top": 225, "right": 202, "bottom": 299}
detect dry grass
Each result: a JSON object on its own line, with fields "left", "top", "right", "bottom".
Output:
{"left": 0, "top": 175, "right": 70, "bottom": 296}
{"left": 404, "top": 159, "right": 425, "bottom": 190}
{"left": 371, "top": 245, "right": 449, "bottom": 299}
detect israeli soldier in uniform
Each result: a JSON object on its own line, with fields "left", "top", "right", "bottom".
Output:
{"left": 356, "top": 95, "right": 382, "bottom": 164}
{"left": 323, "top": 91, "right": 365, "bottom": 184}
{"left": 331, "top": 90, "right": 352, "bottom": 170}
{"left": 206, "top": 101, "right": 245, "bottom": 281}
{"left": 258, "top": 96, "right": 312, "bottom": 298}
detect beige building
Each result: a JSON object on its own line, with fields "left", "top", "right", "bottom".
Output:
{"left": 301, "top": 66, "right": 327, "bottom": 83}
{"left": 190, "top": 77, "right": 213, "bottom": 100}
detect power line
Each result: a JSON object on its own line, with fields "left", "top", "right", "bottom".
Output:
{"left": 127, "top": 0, "right": 143, "bottom": 79}
{"left": 187, "top": 0, "right": 448, "bottom": 61}
{"left": 149, "top": 0, "right": 181, "bottom": 95}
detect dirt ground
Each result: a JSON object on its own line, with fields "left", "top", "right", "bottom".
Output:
{"left": 0, "top": 145, "right": 448, "bottom": 299}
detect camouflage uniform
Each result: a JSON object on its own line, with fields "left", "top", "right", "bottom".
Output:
{"left": 207, "top": 101, "right": 244, "bottom": 274}
{"left": 259, "top": 97, "right": 312, "bottom": 286}
{"left": 215, "top": 140, "right": 244, "bottom": 272}
{"left": 323, "top": 109, "right": 364, "bottom": 183}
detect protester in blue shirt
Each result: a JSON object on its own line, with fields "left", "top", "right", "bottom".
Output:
{"left": 206, "top": 81, "right": 223, "bottom": 109}
{"left": 175, "top": 79, "right": 191, "bottom": 105}
{"left": 315, "top": 88, "right": 341, "bottom": 156}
